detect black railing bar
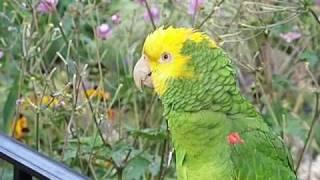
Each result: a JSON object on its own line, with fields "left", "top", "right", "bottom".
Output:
{"left": 14, "top": 166, "right": 33, "bottom": 180}
{"left": 0, "top": 133, "right": 89, "bottom": 180}
{"left": 1, "top": 148, "right": 50, "bottom": 180}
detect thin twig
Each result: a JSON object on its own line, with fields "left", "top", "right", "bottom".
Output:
{"left": 308, "top": 8, "right": 320, "bottom": 25}
{"left": 196, "top": 0, "right": 225, "bottom": 29}
{"left": 296, "top": 92, "right": 319, "bottom": 172}
{"left": 81, "top": 80, "right": 111, "bottom": 149}
{"left": 158, "top": 138, "right": 167, "bottom": 180}
{"left": 55, "top": 16, "right": 124, "bottom": 177}
{"left": 144, "top": 0, "right": 157, "bottom": 30}
{"left": 191, "top": 0, "right": 199, "bottom": 27}
{"left": 54, "top": 15, "right": 110, "bottom": 150}
{"left": 296, "top": 64, "right": 320, "bottom": 171}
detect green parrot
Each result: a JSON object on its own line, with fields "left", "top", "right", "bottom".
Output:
{"left": 133, "top": 27, "right": 296, "bottom": 180}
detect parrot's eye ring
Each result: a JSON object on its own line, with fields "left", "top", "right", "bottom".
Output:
{"left": 160, "top": 52, "right": 172, "bottom": 63}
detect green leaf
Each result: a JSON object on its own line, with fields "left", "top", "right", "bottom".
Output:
{"left": 127, "top": 127, "right": 167, "bottom": 141}
{"left": 2, "top": 72, "right": 20, "bottom": 132}
{"left": 111, "top": 141, "right": 132, "bottom": 166}
{"left": 68, "top": 136, "right": 104, "bottom": 146}
{"left": 109, "top": 0, "right": 138, "bottom": 12}
{"left": 63, "top": 147, "right": 78, "bottom": 161}
{"left": 272, "top": 74, "right": 293, "bottom": 91}
{"left": 123, "top": 154, "right": 151, "bottom": 180}
{"left": 299, "top": 50, "right": 319, "bottom": 66}
{"left": 285, "top": 114, "right": 307, "bottom": 140}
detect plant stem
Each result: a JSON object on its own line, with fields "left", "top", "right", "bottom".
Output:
{"left": 158, "top": 138, "right": 167, "bottom": 180}
{"left": 144, "top": 0, "right": 157, "bottom": 30}
{"left": 36, "top": 111, "right": 40, "bottom": 151}
{"left": 308, "top": 8, "right": 320, "bottom": 25}
{"left": 196, "top": 0, "right": 225, "bottom": 29}
{"left": 117, "top": 167, "right": 123, "bottom": 180}
{"left": 296, "top": 92, "right": 320, "bottom": 172}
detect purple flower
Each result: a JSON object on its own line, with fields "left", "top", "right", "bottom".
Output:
{"left": 16, "top": 98, "right": 24, "bottom": 105}
{"left": 0, "top": 50, "right": 3, "bottom": 59}
{"left": 96, "top": 24, "right": 112, "bottom": 40}
{"left": 188, "top": 0, "right": 204, "bottom": 15}
{"left": 316, "top": 0, "right": 320, "bottom": 6}
{"left": 143, "top": 7, "right": 160, "bottom": 22}
{"left": 37, "top": 0, "right": 58, "bottom": 13}
{"left": 111, "top": 14, "right": 121, "bottom": 25}
{"left": 280, "top": 32, "right": 302, "bottom": 43}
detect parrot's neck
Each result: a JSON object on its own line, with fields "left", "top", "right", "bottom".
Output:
{"left": 162, "top": 88, "right": 259, "bottom": 118}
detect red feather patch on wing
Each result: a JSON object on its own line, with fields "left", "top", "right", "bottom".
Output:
{"left": 227, "top": 132, "right": 244, "bottom": 145}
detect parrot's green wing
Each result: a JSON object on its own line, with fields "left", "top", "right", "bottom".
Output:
{"left": 230, "top": 115, "right": 296, "bottom": 179}
{"left": 231, "top": 131, "right": 296, "bottom": 179}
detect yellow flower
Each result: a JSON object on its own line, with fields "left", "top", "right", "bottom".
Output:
{"left": 11, "top": 114, "right": 29, "bottom": 141}
{"left": 84, "top": 85, "right": 111, "bottom": 101}
{"left": 39, "top": 95, "right": 61, "bottom": 107}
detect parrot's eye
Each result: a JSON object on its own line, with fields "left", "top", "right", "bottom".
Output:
{"left": 160, "top": 52, "right": 172, "bottom": 63}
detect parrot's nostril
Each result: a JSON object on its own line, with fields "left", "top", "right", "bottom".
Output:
{"left": 147, "top": 72, "right": 152, "bottom": 76}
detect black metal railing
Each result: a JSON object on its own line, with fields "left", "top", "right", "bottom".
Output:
{"left": 0, "top": 133, "right": 89, "bottom": 180}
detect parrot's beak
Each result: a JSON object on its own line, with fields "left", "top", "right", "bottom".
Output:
{"left": 133, "top": 56, "right": 153, "bottom": 91}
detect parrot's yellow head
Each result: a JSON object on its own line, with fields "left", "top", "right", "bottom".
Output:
{"left": 133, "top": 27, "right": 217, "bottom": 96}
